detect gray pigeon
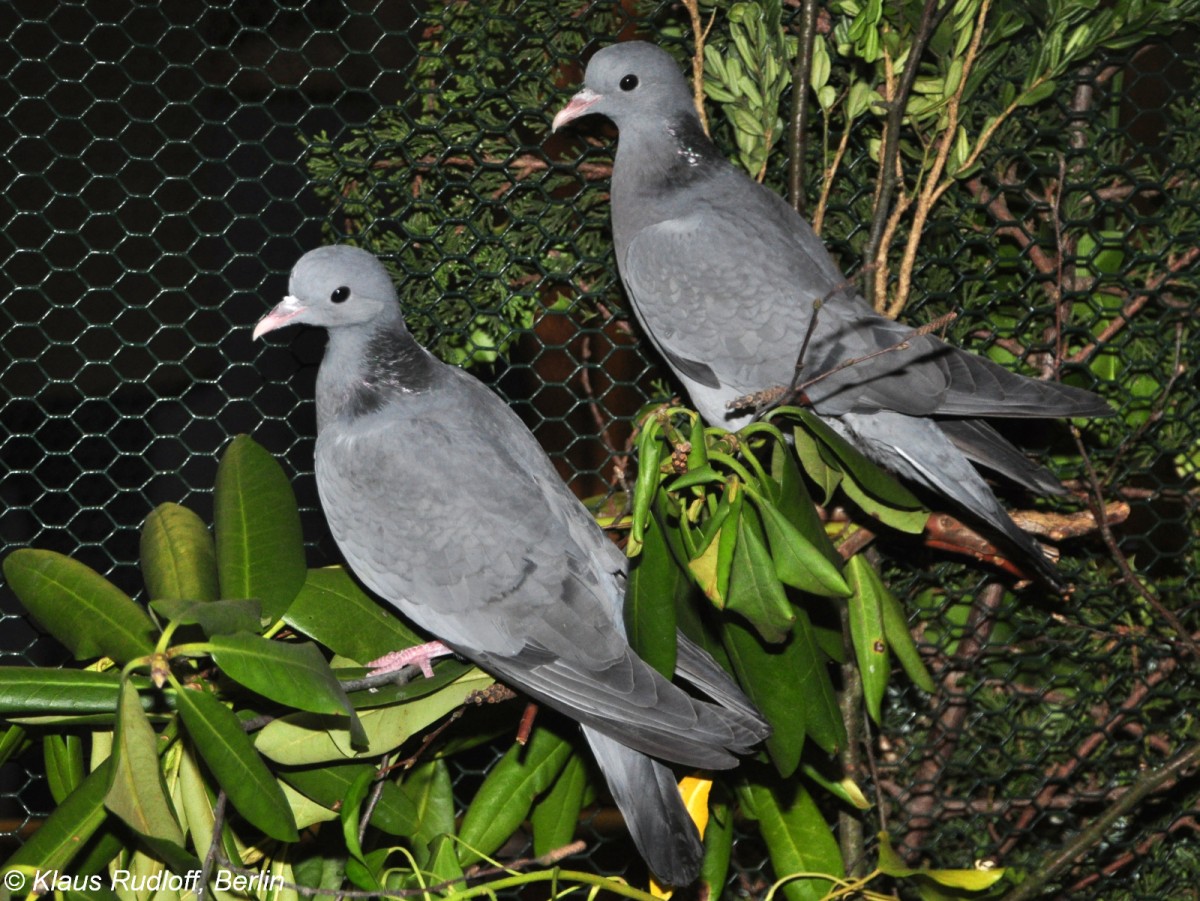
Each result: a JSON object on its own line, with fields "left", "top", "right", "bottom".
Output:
{"left": 254, "top": 245, "right": 769, "bottom": 885}
{"left": 553, "top": 42, "right": 1114, "bottom": 587}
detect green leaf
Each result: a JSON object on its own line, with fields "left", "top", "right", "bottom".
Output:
{"left": 284, "top": 566, "right": 424, "bottom": 663}
{"left": 399, "top": 759, "right": 457, "bottom": 855}
{"left": 726, "top": 506, "right": 795, "bottom": 643}
{"left": 141, "top": 502, "right": 219, "bottom": 602}
{"left": 174, "top": 684, "right": 299, "bottom": 842}
{"left": 720, "top": 617, "right": 805, "bottom": 776}
{"left": 150, "top": 597, "right": 264, "bottom": 637}
{"left": 256, "top": 667, "right": 493, "bottom": 765}
{"left": 738, "top": 779, "right": 844, "bottom": 901}
{"left": 846, "top": 556, "right": 889, "bottom": 724}
{"left": 877, "top": 831, "right": 1006, "bottom": 889}
{"left": 0, "top": 668, "right": 128, "bottom": 716}
{"left": 1018, "top": 78, "right": 1057, "bottom": 106}
{"left": 209, "top": 633, "right": 364, "bottom": 744}
{"left": 629, "top": 415, "right": 666, "bottom": 556}
{"left": 105, "top": 681, "right": 186, "bottom": 847}
{"left": 2, "top": 759, "right": 111, "bottom": 880}
{"left": 790, "top": 608, "right": 847, "bottom": 757}
{"left": 530, "top": 751, "right": 587, "bottom": 855}
{"left": 281, "top": 762, "right": 420, "bottom": 837}
{"left": 795, "top": 411, "right": 928, "bottom": 533}
{"left": 752, "top": 492, "right": 850, "bottom": 598}
{"left": 625, "top": 513, "right": 680, "bottom": 677}
{"left": 457, "top": 725, "right": 573, "bottom": 865}
{"left": 213, "top": 434, "right": 306, "bottom": 619}
{"left": 700, "top": 795, "right": 735, "bottom": 900}
{"left": 879, "top": 579, "right": 936, "bottom": 693}
{"left": 3, "top": 549, "right": 156, "bottom": 664}
{"left": 790, "top": 424, "right": 841, "bottom": 505}
{"left": 43, "top": 734, "right": 84, "bottom": 804}
{"left": 0, "top": 725, "right": 29, "bottom": 768}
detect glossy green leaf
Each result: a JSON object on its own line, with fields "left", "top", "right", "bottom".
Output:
{"left": 0, "top": 725, "right": 28, "bottom": 768}
{"left": 699, "top": 795, "right": 734, "bottom": 900}
{"left": 3, "top": 549, "right": 156, "bottom": 664}
{"left": 457, "top": 725, "right": 573, "bottom": 865}
{"left": 846, "top": 556, "right": 889, "bottom": 724}
{"left": 771, "top": 441, "right": 842, "bottom": 564}
{"left": 209, "top": 633, "right": 364, "bottom": 744}
{"left": 256, "top": 667, "right": 493, "bottom": 765}
{"left": 879, "top": 578, "right": 936, "bottom": 693}
{"left": 791, "top": 608, "right": 846, "bottom": 757}
{"left": 877, "top": 831, "right": 1006, "bottom": 889}
{"left": 284, "top": 566, "right": 424, "bottom": 663}
{"left": 400, "top": 759, "right": 457, "bottom": 855}
{"left": 174, "top": 685, "right": 298, "bottom": 842}
{"left": 213, "top": 434, "right": 306, "bottom": 619}
{"left": 795, "top": 411, "right": 928, "bottom": 533}
{"left": 44, "top": 733, "right": 84, "bottom": 804}
{"left": 629, "top": 416, "right": 666, "bottom": 556}
{"left": 720, "top": 617, "right": 805, "bottom": 776}
{"left": 105, "top": 681, "right": 186, "bottom": 847}
{"left": 150, "top": 597, "right": 263, "bottom": 636}
{"left": 752, "top": 494, "right": 851, "bottom": 598}
{"left": 530, "top": 751, "right": 587, "bottom": 855}
{"left": 726, "top": 507, "right": 795, "bottom": 643}
{"left": 625, "top": 513, "right": 680, "bottom": 677}
{"left": 282, "top": 762, "right": 420, "bottom": 837}
{"left": 739, "top": 779, "right": 844, "bottom": 901}
{"left": 140, "top": 502, "right": 219, "bottom": 603}
{"left": 2, "top": 759, "right": 111, "bottom": 880}
{"left": 790, "top": 423, "right": 841, "bottom": 506}
{"left": 0, "top": 668, "right": 129, "bottom": 716}
{"left": 427, "top": 833, "right": 468, "bottom": 891}
{"left": 280, "top": 779, "right": 339, "bottom": 829}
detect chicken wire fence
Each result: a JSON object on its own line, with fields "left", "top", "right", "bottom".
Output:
{"left": 1, "top": 0, "right": 1198, "bottom": 897}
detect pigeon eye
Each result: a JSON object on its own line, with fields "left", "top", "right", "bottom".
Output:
{"left": 619, "top": 74, "right": 639, "bottom": 91}
{"left": 330, "top": 286, "right": 350, "bottom": 304}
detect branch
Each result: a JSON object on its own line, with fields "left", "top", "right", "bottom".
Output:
{"left": 787, "top": 0, "right": 821, "bottom": 213}
{"left": 683, "top": 0, "right": 716, "bottom": 134}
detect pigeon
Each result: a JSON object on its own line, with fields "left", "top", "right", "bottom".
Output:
{"left": 552, "top": 41, "right": 1114, "bottom": 587}
{"left": 254, "top": 245, "right": 769, "bottom": 884}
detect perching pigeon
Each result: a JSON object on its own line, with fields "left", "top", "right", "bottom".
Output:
{"left": 553, "top": 42, "right": 1114, "bottom": 586}
{"left": 254, "top": 245, "right": 769, "bottom": 885}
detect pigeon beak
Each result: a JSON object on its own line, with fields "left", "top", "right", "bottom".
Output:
{"left": 253, "top": 295, "right": 307, "bottom": 340}
{"left": 552, "top": 88, "right": 602, "bottom": 132}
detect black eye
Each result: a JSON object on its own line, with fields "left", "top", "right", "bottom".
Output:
{"left": 619, "top": 74, "right": 638, "bottom": 91}
{"left": 330, "top": 286, "right": 350, "bottom": 304}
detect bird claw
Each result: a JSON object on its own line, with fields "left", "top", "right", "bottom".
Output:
{"left": 367, "top": 641, "right": 453, "bottom": 679}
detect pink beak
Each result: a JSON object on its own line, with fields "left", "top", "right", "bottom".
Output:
{"left": 552, "top": 88, "right": 602, "bottom": 132}
{"left": 252, "top": 295, "right": 307, "bottom": 340}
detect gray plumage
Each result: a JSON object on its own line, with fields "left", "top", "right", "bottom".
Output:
{"left": 254, "top": 245, "right": 769, "bottom": 885}
{"left": 553, "top": 42, "right": 1114, "bottom": 586}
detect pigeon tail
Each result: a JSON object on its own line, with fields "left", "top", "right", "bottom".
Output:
{"left": 582, "top": 725, "right": 703, "bottom": 886}
{"left": 938, "top": 419, "right": 1068, "bottom": 497}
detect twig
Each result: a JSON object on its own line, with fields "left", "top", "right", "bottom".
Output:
{"left": 838, "top": 597, "right": 867, "bottom": 876}
{"left": 861, "top": 0, "right": 952, "bottom": 305}
{"left": 1002, "top": 742, "right": 1200, "bottom": 901}
{"left": 197, "top": 791, "right": 227, "bottom": 901}
{"left": 683, "top": 0, "right": 716, "bottom": 134}
{"left": 787, "top": 0, "right": 821, "bottom": 213}
{"left": 897, "top": 581, "right": 1006, "bottom": 859}
{"left": 1070, "top": 426, "right": 1200, "bottom": 659}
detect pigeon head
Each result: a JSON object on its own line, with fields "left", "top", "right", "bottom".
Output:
{"left": 552, "top": 42, "right": 698, "bottom": 133}
{"left": 253, "top": 245, "right": 403, "bottom": 340}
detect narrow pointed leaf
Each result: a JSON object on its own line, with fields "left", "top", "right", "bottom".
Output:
{"left": 256, "top": 667, "right": 493, "bottom": 765}
{"left": 457, "top": 726, "right": 573, "bottom": 865}
{"left": 698, "top": 795, "right": 734, "bottom": 901}
{"left": 174, "top": 685, "right": 298, "bottom": 842}
{"left": 738, "top": 779, "right": 844, "bottom": 901}
{"left": 629, "top": 417, "right": 666, "bottom": 556}
{"left": 879, "top": 580, "right": 935, "bottom": 692}
{"left": 753, "top": 492, "right": 850, "bottom": 597}
{"left": 282, "top": 763, "right": 420, "bottom": 837}
{"left": 790, "top": 424, "right": 841, "bottom": 505}
{"left": 770, "top": 441, "right": 842, "bottom": 564}
{"left": 141, "top": 502, "right": 219, "bottom": 602}
{"left": 151, "top": 598, "right": 263, "bottom": 637}
{"left": 0, "top": 668, "right": 128, "bottom": 716}
{"left": 846, "top": 556, "right": 889, "bottom": 724}
{"left": 209, "top": 633, "right": 364, "bottom": 744}
{"left": 3, "top": 550, "right": 155, "bottom": 664}
{"left": 791, "top": 608, "right": 846, "bottom": 756}
{"left": 625, "top": 513, "right": 680, "bottom": 676}
{"left": 0, "top": 725, "right": 28, "bottom": 768}
{"left": 877, "top": 832, "right": 1006, "bottom": 889}
{"left": 726, "top": 507, "right": 795, "bottom": 643}
{"left": 530, "top": 751, "right": 587, "bottom": 855}
{"left": 284, "top": 566, "right": 424, "bottom": 663}
{"left": 106, "top": 681, "right": 186, "bottom": 846}
{"left": 213, "top": 434, "right": 306, "bottom": 619}
{"left": 2, "top": 758, "right": 111, "bottom": 878}
{"left": 400, "top": 759, "right": 457, "bottom": 854}
{"left": 44, "top": 734, "right": 84, "bottom": 804}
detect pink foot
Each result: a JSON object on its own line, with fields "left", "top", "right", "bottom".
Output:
{"left": 368, "top": 641, "right": 454, "bottom": 679}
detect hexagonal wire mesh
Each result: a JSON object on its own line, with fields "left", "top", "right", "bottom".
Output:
{"left": 1, "top": 0, "right": 1198, "bottom": 897}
